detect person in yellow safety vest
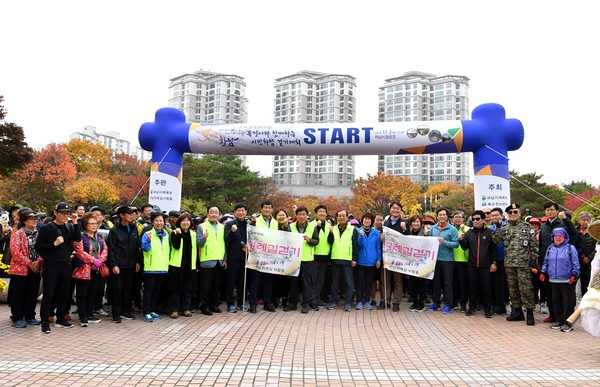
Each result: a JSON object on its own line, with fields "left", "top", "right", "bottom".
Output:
{"left": 326, "top": 209, "right": 358, "bottom": 312}
{"left": 168, "top": 212, "right": 198, "bottom": 319}
{"left": 311, "top": 204, "right": 332, "bottom": 308}
{"left": 140, "top": 212, "right": 170, "bottom": 322}
{"left": 247, "top": 200, "right": 278, "bottom": 313}
{"left": 197, "top": 205, "right": 227, "bottom": 316}
{"left": 284, "top": 206, "right": 320, "bottom": 314}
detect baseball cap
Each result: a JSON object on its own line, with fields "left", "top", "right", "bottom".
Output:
{"left": 55, "top": 202, "right": 71, "bottom": 212}
{"left": 117, "top": 205, "right": 134, "bottom": 215}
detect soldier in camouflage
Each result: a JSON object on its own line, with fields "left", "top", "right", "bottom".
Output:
{"left": 492, "top": 203, "right": 539, "bottom": 325}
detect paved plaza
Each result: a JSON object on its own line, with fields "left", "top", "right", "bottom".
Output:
{"left": 1, "top": 301, "right": 599, "bottom": 386}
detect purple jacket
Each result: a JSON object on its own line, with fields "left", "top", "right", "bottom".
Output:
{"left": 541, "top": 227, "right": 580, "bottom": 280}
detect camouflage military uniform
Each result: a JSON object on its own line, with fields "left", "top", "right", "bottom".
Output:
{"left": 492, "top": 220, "right": 539, "bottom": 309}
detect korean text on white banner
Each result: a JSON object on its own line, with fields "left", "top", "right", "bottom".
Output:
{"left": 382, "top": 226, "right": 439, "bottom": 280}
{"left": 246, "top": 225, "right": 304, "bottom": 277}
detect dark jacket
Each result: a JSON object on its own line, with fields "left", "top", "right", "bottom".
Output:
{"left": 224, "top": 218, "right": 248, "bottom": 262}
{"left": 106, "top": 222, "right": 141, "bottom": 269}
{"left": 384, "top": 217, "right": 410, "bottom": 235}
{"left": 35, "top": 221, "right": 82, "bottom": 265}
{"left": 459, "top": 226, "right": 497, "bottom": 267}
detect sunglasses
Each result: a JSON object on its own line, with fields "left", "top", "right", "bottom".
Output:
{"left": 484, "top": 212, "right": 491, "bottom": 215}
{"left": 507, "top": 210, "right": 519, "bottom": 215}
{"left": 472, "top": 217, "right": 482, "bottom": 221}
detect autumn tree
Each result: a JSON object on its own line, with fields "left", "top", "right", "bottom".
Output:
{"left": 572, "top": 195, "right": 600, "bottom": 222}
{"left": 437, "top": 184, "right": 475, "bottom": 214}
{"left": 64, "top": 175, "right": 120, "bottom": 208}
{"left": 109, "top": 153, "right": 151, "bottom": 204}
{"left": 8, "top": 143, "right": 77, "bottom": 210}
{"left": 350, "top": 171, "right": 421, "bottom": 218}
{"left": 64, "top": 139, "right": 112, "bottom": 176}
{"left": 0, "top": 96, "right": 32, "bottom": 176}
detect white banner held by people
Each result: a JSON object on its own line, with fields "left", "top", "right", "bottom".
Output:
{"left": 246, "top": 225, "right": 303, "bottom": 277}
{"left": 382, "top": 226, "right": 439, "bottom": 279}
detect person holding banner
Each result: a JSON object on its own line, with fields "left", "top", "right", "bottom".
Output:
{"left": 247, "top": 200, "right": 278, "bottom": 313}
{"left": 354, "top": 213, "right": 381, "bottom": 310}
{"left": 380, "top": 202, "right": 410, "bottom": 312}
{"left": 287, "top": 206, "right": 320, "bottom": 314}
{"left": 327, "top": 210, "right": 358, "bottom": 312}
{"left": 197, "top": 206, "right": 227, "bottom": 316}
{"left": 426, "top": 208, "right": 459, "bottom": 315}
{"left": 459, "top": 210, "right": 496, "bottom": 318}
{"left": 224, "top": 203, "right": 249, "bottom": 313}
{"left": 311, "top": 205, "right": 332, "bottom": 308}
{"left": 408, "top": 215, "right": 427, "bottom": 312}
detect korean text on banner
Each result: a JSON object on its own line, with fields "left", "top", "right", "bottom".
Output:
{"left": 246, "top": 225, "right": 304, "bottom": 277}
{"left": 382, "top": 226, "right": 439, "bottom": 279}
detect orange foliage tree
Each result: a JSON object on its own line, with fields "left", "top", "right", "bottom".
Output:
{"left": 350, "top": 171, "right": 421, "bottom": 218}
{"left": 108, "top": 153, "right": 151, "bottom": 205}
{"left": 64, "top": 175, "right": 120, "bottom": 208}
{"left": 64, "top": 139, "right": 112, "bottom": 177}
{"left": 9, "top": 143, "right": 77, "bottom": 211}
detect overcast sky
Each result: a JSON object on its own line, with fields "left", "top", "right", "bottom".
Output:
{"left": 2, "top": 0, "right": 598, "bottom": 188}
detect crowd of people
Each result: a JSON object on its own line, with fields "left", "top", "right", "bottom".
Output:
{"left": 0, "top": 199, "right": 596, "bottom": 335}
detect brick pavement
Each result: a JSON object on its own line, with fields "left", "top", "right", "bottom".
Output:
{"left": 1, "top": 302, "right": 599, "bottom": 386}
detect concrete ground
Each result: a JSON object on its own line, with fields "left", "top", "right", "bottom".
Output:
{"left": 1, "top": 300, "right": 599, "bottom": 386}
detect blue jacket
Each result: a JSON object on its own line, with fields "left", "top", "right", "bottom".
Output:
{"left": 541, "top": 228, "right": 580, "bottom": 281}
{"left": 355, "top": 227, "right": 382, "bottom": 267}
{"left": 431, "top": 223, "right": 459, "bottom": 262}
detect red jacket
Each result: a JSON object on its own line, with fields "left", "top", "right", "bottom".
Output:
{"left": 73, "top": 232, "right": 108, "bottom": 280}
{"left": 9, "top": 228, "right": 39, "bottom": 276}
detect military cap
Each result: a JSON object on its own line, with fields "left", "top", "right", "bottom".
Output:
{"left": 505, "top": 203, "right": 520, "bottom": 212}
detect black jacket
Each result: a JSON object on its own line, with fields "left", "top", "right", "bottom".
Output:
{"left": 106, "top": 222, "right": 141, "bottom": 269}
{"left": 224, "top": 218, "right": 248, "bottom": 262}
{"left": 459, "top": 226, "right": 497, "bottom": 267}
{"left": 35, "top": 221, "right": 82, "bottom": 265}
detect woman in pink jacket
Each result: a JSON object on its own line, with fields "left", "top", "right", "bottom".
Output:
{"left": 8, "top": 210, "right": 42, "bottom": 328}
{"left": 73, "top": 212, "right": 108, "bottom": 327}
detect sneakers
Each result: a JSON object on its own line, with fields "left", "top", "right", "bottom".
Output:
{"left": 364, "top": 302, "right": 373, "bottom": 311}
{"left": 426, "top": 303, "right": 440, "bottom": 311}
{"left": 317, "top": 301, "right": 327, "bottom": 308}
{"left": 236, "top": 305, "right": 249, "bottom": 312}
{"left": 88, "top": 316, "right": 102, "bottom": 324}
{"left": 460, "top": 305, "right": 467, "bottom": 313}
{"left": 171, "top": 311, "right": 180, "bottom": 319}
{"left": 113, "top": 318, "right": 122, "bottom": 324}
{"left": 201, "top": 308, "right": 213, "bottom": 316}
{"left": 80, "top": 319, "right": 88, "bottom": 327}
{"left": 283, "top": 304, "right": 297, "bottom": 312}
{"left": 409, "top": 304, "right": 417, "bottom": 312}
{"left": 227, "top": 305, "right": 237, "bottom": 313}
{"left": 356, "top": 302, "right": 363, "bottom": 310}
{"left": 392, "top": 303, "right": 400, "bottom": 312}
{"left": 415, "top": 306, "right": 425, "bottom": 313}
{"left": 326, "top": 302, "right": 338, "bottom": 310}
{"left": 182, "top": 311, "right": 192, "bottom": 317}
{"left": 560, "top": 324, "right": 574, "bottom": 332}
{"left": 120, "top": 313, "right": 135, "bottom": 320}
{"left": 150, "top": 312, "right": 161, "bottom": 319}
{"left": 26, "top": 318, "right": 41, "bottom": 326}
{"left": 55, "top": 320, "right": 73, "bottom": 328}
{"left": 301, "top": 306, "right": 309, "bottom": 314}
{"left": 248, "top": 305, "right": 257, "bottom": 313}
{"left": 442, "top": 305, "right": 452, "bottom": 314}
{"left": 41, "top": 322, "right": 51, "bottom": 334}
{"left": 543, "top": 315, "right": 555, "bottom": 323}
{"left": 209, "top": 306, "right": 222, "bottom": 314}
{"left": 550, "top": 322, "right": 563, "bottom": 329}
{"left": 12, "top": 319, "right": 27, "bottom": 328}
{"left": 484, "top": 310, "right": 492, "bottom": 318}
{"left": 465, "top": 309, "right": 476, "bottom": 316}
{"left": 95, "top": 308, "right": 109, "bottom": 317}
{"left": 539, "top": 302, "right": 548, "bottom": 315}
{"left": 309, "top": 304, "right": 320, "bottom": 311}
{"left": 343, "top": 304, "right": 352, "bottom": 312}
{"left": 144, "top": 314, "right": 154, "bottom": 322}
